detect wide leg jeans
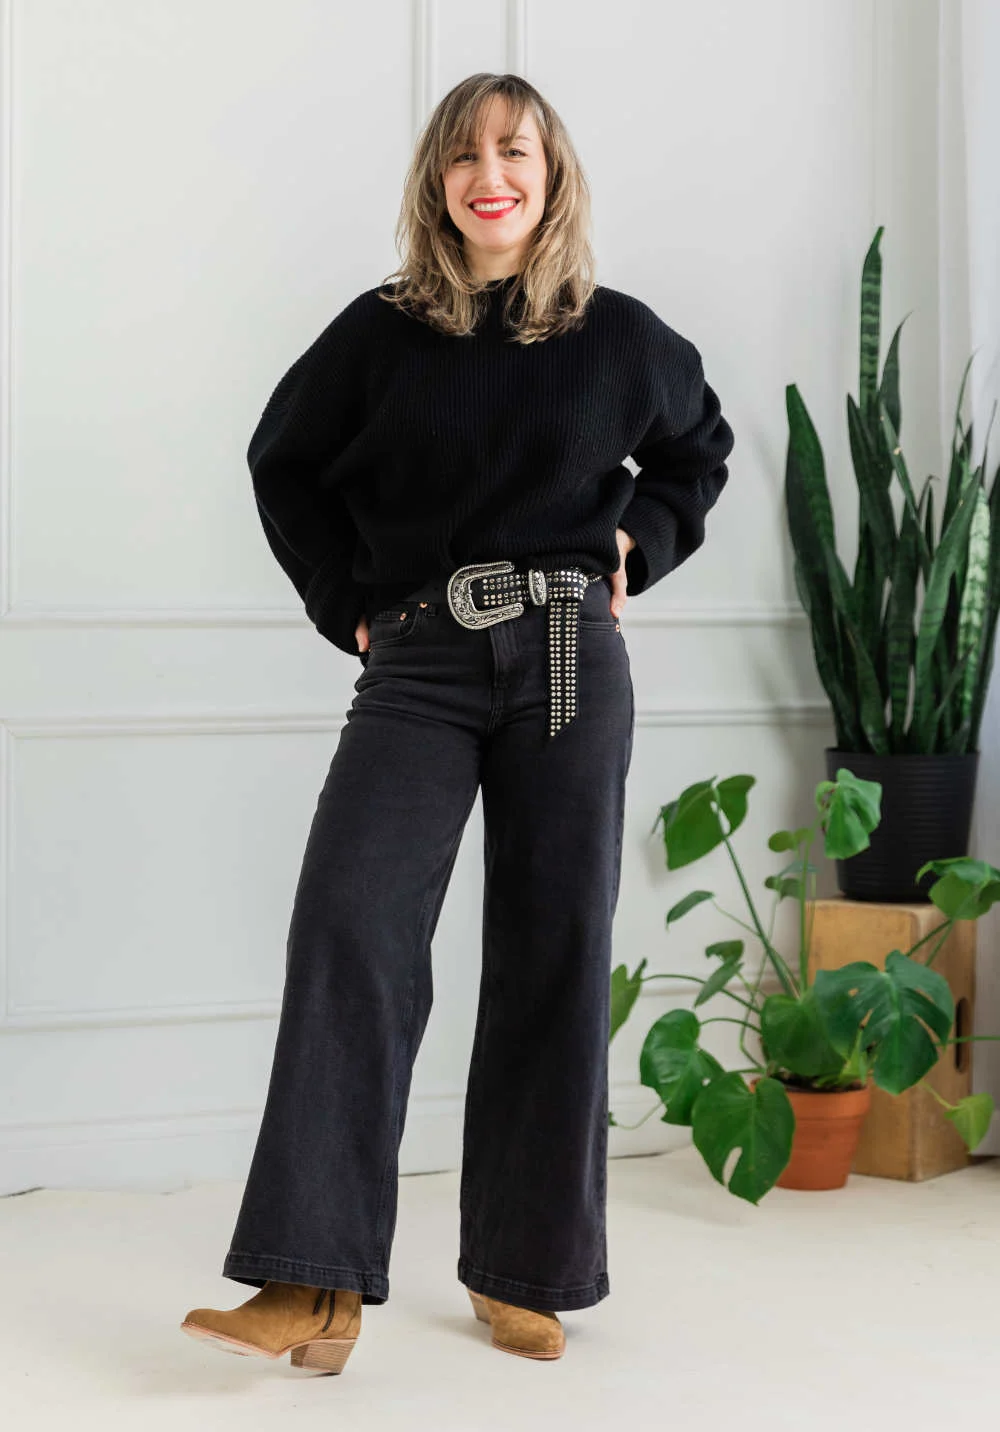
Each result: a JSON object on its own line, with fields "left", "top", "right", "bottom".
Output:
{"left": 222, "top": 573, "right": 635, "bottom": 1313}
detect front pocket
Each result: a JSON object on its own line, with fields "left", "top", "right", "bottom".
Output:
{"left": 578, "top": 609, "right": 622, "bottom": 630}
{"left": 367, "top": 603, "right": 426, "bottom": 646}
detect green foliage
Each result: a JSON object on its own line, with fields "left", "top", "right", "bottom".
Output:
{"left": 785, "top": 226, "right": 1000, "bottom": 753}
{"left": 611, "top": 769, "right": 1000, "bottom": 1203}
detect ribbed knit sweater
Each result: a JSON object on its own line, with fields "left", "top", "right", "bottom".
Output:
{"left": 247, "top": 275, "right": 734, "bottom": 657}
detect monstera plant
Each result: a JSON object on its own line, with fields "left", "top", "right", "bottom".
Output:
{"left": 784, "top": 226, "right": 999, "bottom": 901}
{"left": 608, "top": 768, "right": 999, "bottom": 1204}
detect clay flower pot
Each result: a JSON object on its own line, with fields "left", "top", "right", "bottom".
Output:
{"left": 750, "top": 1077, "right": 873, "bottom": 1190}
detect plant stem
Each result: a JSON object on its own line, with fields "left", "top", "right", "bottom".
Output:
{"left": 908, "top": 917, "right": 956, "bottom": 968}
{"left": 723, "top": 834, "right": 798, "bottom": 996}
{"left": 700, "top": 1016, "right": 763, "bottom": 1033}
{"left": 711, "top": 903, "right": 762, "bottom": 941}
{"left": 905, "top": 917, "right": 953, "bottom": 960}
{"left": 639, "top": 972, "right": 759, "bottom": 1013}
{"left": 798, "top": 831, "right": 814, "bottom": 989}
{"left": 938, "top": 1034, "right": 1000, "bottom": 1043}
{"left": 610, "top": 1102, "right": 664, "bottom": 1131}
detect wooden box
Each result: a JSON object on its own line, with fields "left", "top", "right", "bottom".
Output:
{"left": 806, "top": 897, "right": 976, "bottom": 1181}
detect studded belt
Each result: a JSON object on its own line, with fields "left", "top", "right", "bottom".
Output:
{"left": 406, "top": 560, "right": 605, "bottom": 740}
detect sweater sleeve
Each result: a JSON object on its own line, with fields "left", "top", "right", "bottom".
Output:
{"left": 247, "top": 292, "right": 372, "bottom": 657}
{"left": 619, "top": 345, "right": 734, "bottom": 596}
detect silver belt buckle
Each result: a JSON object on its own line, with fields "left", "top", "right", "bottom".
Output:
{"left": 447, "top": 560, "right": 535, "bottom": 629}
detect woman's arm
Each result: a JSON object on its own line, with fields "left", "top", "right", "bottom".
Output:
{"left": 247, "top": 292, "right": 372, "bottom": 655}
{"left": 618, "top": 353, "right": 734, "bottom": 596}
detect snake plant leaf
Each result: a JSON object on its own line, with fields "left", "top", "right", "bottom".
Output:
{"left": 944, "top": 1093, "right": 995, "bottom": 1152}
{"left": 786, "top": 383, "right": 836, "bottom": 548}
{"left": 785, "top": 383, "right": 861, "bottom": 743}
{"left": 821, "top": 544, "right": 890, "bottom": 752}
{"left": 942, "top": 351, "right": 976, "bottom": 532}
{"left": 812, "top": 952, "right": 953, "bottom": 1095}
{"left": 943, "top": 421, "right": 974, "bottom": 540}
{"left": 923, "top": 480, "right": 936, "bottom": 561}
{"left": 690, "top": 1073, "right": 795, "bottom": 1205}
{"left": 967, "top": 456, "right": 1000, "bottom": 746}
{"left": 859, "top": 226, "right": 884, "bottom": 423}
{"left": 878, "top": 315, "right": 908, "bottom": 441}
{"left": 609, "top": 958, "right": 647, "bottom": 1042}
{"left": 848, "top": 394, "right": 896, "bottom": 650}
{"left": 793, "top": 554, "right": 859, "bottom": 747}
{"left": 759, "top": 989, "right": 846, "bottom": 1080}
{"left": 848, "top": 394, "right": 897, "bottom": 561}
{"left": 924, "top": 644, "right": 976, "bottom": 751}
{"left": 666, "top": 889, "right": 715, "bottom": 924}
{"left": 913, "top": 857, "right": 1000, "bottom": 919}
{"left": 880, "top": 403, "right": 933, "bottom": 578}
{"left": 912, "top": 471, "right": 981, "bottom": 748}
{"left": 887, "top": 498, "right": 919, "bottom": 743}
{"left": 638, "top": 1008, "right": 726, "bottom": 1124}
{"left": 958, "top": 485, "right": 990, "bottom": 723}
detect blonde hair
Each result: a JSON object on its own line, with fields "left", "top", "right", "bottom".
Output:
{"left": 380, "top": 73, "right": 597, "bottom": 344}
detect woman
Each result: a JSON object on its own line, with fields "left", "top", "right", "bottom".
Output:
{"left": 181, "top": 72, "right": 734, "bottom": 1373}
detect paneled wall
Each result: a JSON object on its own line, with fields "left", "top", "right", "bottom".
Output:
{"left": 2, "top": 0, "right": 989, "bottom": 1193}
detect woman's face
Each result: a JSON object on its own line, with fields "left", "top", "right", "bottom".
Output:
{"left": 441, "top": 99, "right": 547, "bottom": 278}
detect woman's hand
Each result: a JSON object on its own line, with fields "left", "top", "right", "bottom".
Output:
{"left": 611, "top": 527, "right": 636, "bottom": 619}
{"left": 355, "top": 614, "right": 370, "bottom": 654}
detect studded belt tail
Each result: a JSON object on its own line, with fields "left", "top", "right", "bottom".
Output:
{"left": 445, "top": 560, "right": 605, "bottom": 740}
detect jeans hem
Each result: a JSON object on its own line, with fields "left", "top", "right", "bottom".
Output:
{"left": 456, "top": 1255, "right": 609, "bottom": 1311}
{"left": 222, "top": 1251, "right": 389, "bottom": 1305}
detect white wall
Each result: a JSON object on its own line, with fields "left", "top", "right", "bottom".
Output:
{"left": 0, "top": 0, "right": 995, "bottom": 1192}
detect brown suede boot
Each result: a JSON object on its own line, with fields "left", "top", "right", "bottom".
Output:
{"left": 180, "top": 1280, "right": 362, "bottom": 1373}
{"left": 467, "top": 1288, "right": 566, "bottom": 1359}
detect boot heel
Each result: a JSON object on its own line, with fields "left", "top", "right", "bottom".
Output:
{"left": 468, "top": 1289, "right": 491, "bottom": 1323}
{"left": 289, "top": 1337, "right": 357, "bottom": 1373}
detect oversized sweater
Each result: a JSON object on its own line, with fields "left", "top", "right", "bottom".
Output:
{"left": 246, "top": 274, "right": 735, "bottom": 657}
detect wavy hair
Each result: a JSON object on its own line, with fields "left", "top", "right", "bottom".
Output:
{"left": 379, "top": 73, "right": 597, "bottom": 344}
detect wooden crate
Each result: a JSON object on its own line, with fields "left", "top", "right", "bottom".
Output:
{"left": 806, "top": 897, "right": 976, "bottom": 1181}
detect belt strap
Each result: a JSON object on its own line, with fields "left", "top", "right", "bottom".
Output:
{"left": 402, "top": 565, "right": 604, "bottom": 740}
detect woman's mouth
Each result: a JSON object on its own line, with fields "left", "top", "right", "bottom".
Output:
{"left": 469, "top": 199, "right": 520, "bottom": 220}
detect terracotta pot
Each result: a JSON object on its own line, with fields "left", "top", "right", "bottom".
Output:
{"left": 750, "top": 1076, "right": 872, "bottom": 1190}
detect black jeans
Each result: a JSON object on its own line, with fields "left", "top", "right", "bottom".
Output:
{"left": 222, "top": 572, "right": 635, "bottom": 1312}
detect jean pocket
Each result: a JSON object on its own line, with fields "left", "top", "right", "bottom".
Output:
{"left": 367, "top": 602, "right": 427, "bottom": 648}
{"left": 578, "top": 607, "right": 622, "bottom": 630}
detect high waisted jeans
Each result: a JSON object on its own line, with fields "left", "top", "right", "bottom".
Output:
{"left": 221, "top": 572, "right": 635, "bottom": 1312}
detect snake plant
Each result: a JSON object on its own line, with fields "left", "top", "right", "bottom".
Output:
{"left": 785, "top": 226, "right": 1000, "bottom": 754}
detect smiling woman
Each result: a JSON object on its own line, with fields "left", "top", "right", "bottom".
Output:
{"left": 182, "top": 68, "right": 734, "bottom": 1376}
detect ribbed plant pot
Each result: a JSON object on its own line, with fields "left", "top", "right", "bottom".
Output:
{"left": 825, "top": 749, "right": 979, "bottom": 903}
{"left": 751, "top": 1077, "right": 872, "bottom": 1190}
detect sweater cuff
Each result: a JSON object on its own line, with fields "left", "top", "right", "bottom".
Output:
{"left": 618, "top": 496, "right": 679, "bottom": 596}
{"left": 304, "top": 554, "right": 366, "bottom": 658}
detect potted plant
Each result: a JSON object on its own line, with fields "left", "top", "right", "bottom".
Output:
{"left": 784, "top": 225, "right": 1000, "bottom": 901}
{"left": 608, "top": 767, "right": 999, "bottom": 1203}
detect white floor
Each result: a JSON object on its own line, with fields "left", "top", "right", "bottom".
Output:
{"left": 2, "top": 1146, "right": 999, "bottom": 1430}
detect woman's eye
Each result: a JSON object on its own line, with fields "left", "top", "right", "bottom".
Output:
{"left": 454, "top": 148, "right": 526, "bottom": 162}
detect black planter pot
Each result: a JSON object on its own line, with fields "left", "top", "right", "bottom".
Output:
{"left": 825, "top": 749, "right": 980, "bottom": 903}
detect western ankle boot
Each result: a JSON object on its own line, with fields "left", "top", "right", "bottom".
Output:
{"left": 467, "top": 1288, "right": 566, "bottom": 1359}
{"left": 180, "top": 1280, "right": 362, "bottom": 1373}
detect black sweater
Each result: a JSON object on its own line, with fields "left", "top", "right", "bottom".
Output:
{"left": 247, "top": 275, "right": 735, "bottom": 657}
